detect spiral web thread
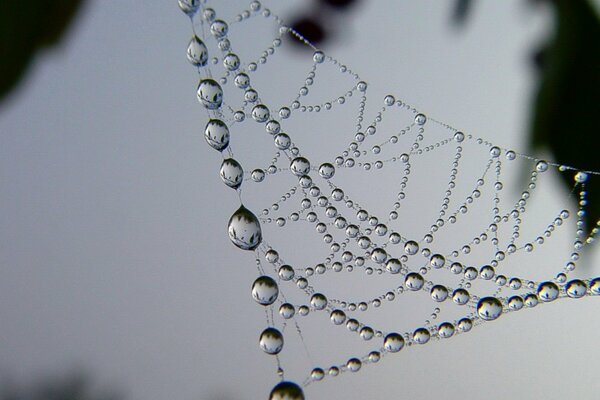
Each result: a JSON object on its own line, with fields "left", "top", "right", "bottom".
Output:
{"left": 180, "top": 1, "right": 600, "bottom": 398}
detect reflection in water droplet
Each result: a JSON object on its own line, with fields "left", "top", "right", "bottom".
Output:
{"left": 252, "top": 276, "right": 278, "bottom": 305}
{"left": 197, "top": 79, "right": 223, "bottom": 109}
{"left": 413, "top": 328, "right": 430, "bottom": 344}
{"left": 384, "top": 333, "right": 405, "bottom": 352}
{"left": 204, "top": 119, "right": 229, "bottom": 151}
{"left": 452, "top": 288, "right": 470, "bottom": 305}
{"left": 219, "top": 158, "right": 243, "bottom": 189}
{"left": 210, "top": 20, "right": 229, "bottom": 37}
{"left": 270, "top": 381, "right": 304, "bottom": 400}
{"left": 187, "top": 36, "right": 208, "bottom": 66}
{"left": 178, "top": 0, "right": 200, "bottom": 16}
{"left": 430, "top": 285, "right": 449, "bottom": 302}
{"left": 346, "top": 358, "right": 362, "bottom": 372}
{"left": 318, "top": 163, "right": 335, "bottom": 179}
{"left": 252, "top": 104, "right": 270, "bottom": 122}
{"left": 405, "top": 272, "right": 424, "bottom": 291}
{"left": 537, "top": 281, "right": 559, "bottom": 302}
{"left": 279, "top": 303, "right": 295, "bottom": 319}
{"left": 565, "top": 279, "right": 587, "bottom": 298}
{"left": 228, "top": 205, "right": 262, "bottom": 250}
{"left": 477, "top": 297, "right": 503, "bottom": 321}
{"left": 508, "top": 295, "right": 524, "bottom": 310}
{"left": 259, "top": 327, "right": 284, "bottom": 354}
{"left": 438, "top": 322, "right": 455, "bottom": 338}
{"left": 311, "top": 293, "right": 327, "bottom": 310}
{"left": 590, "top": 278, "right": 600, "bottom": 294}
{"left": 290, "top": 157, "right": 311, "bottom": 176}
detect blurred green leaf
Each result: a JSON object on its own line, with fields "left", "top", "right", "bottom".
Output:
{"left": 530, "top": 0, "right": 600, "bottom": 236}
{"left": 0, "top": 0, "right": 85, "bottom": 105}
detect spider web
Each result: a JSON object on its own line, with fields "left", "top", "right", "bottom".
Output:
{"left": 180, "top": 1, "right": 600, "bottom": 399}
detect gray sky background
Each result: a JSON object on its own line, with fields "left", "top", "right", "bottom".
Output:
{"left": 1, "top": 1, "right": 599, "bottom": 399}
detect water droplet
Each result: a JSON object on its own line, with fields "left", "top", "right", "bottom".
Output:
{"left": 370, "top": 248, "right": 387, "bottom": 264}
{"left": 537, "top": 281, "right": 559, "bottom": 302}
{"left": 411, "top": 328, "right": 430, "bottom": 344}
{"left": 178, "top": 0, "right": 200, "bottom": 15}
{"left": 489, "top": 146, "right": 501, "bottom": 157}
{"left": 228, "top": 205, "right": 262, "bottom": 250}
{"left": 318, "top": 163, "right": 335, "bottom": 179}
{"left": 330, "top": 309, "right": 346, "bottom": 325}
{"left": 452, "top": 288, "right": 470, "bottom": 305}
{"left": 405, "top": 272, "right": 424, "bottom": 291}
{"left": 310, "top": 293, "right": 327, "bottom": 310}
{"left": 269, "top": 381, "right": 304, "bottom": 400}
{"left": 565, "top": 279, "right": 587, "bottom": 298}
{"left": 202, "top": 7, "right": 216, "bottom": 21}
{"left": 384, "top": 333, "right": 405, "bottom": 352}
{"left": 430, "top": 254, "right": 445, "bottom": 269}
{"left": 414, "top": 113, "right": 426, "bottom": 125}
{"left": 259, "top": 327, "right": 283, "bottom": 354}
{"left": 430, "top": 285, "right": 449, "bottom": 302}
{"left": 574, "top": 171, "right": 588, "bottom": 183}
{"left": 524, "top": 293, "right": 539, "bottom": 307}
{"left": 313, "top": 50, "right": 325, "bottom": 63}
{"left": 589, "top": 278, "right": 600, "bottom": 294}
{"left": 454, "top": 131, "right": 465, "bottom": 142}
{"left": 404, "top": 240, "right": 419, "bottom": 255}
{"left": 464, "top": 267, "right": 478, "bottom": 280}
{"left": 252, "top": 276, "right": 278, "bottom": 305}
{"left": 438, "top": 322, "right": 455, "bottom": 338}
{"left": 346, "top": 358, "right": 362, "bottom": 372}
{"left": 457, "top": 318, "right": 473, "bottom": 332}
{"left": 187, "top": 36, "right": 208, "bottom": 66}
{"left": 197, "top": 79, "right": 223, "bottom": 109}
{"left": 507, "top": 295, "right": 523, "bottom": 310}
{"left": 357, "top": 81, "right": 367, "bottom": 92}
{"left": 274, "top": 133, "right": 291, "bottom": 150}
{"left": 359, "top": 326, "right": 374, "bottom": 340}
{"left": 210, "top": 20, "right": 229, "bottom": 38}
{"left": 252, "top": 104, "right": 270, "bottom": 122}
{"left": 279, "top": 303, "right": 295, "bottom": 319}
{"left": 223, "top": 53, "right": 241, "bottom": 71}
{"left": 219, "top": 158, "right": 243, "bottom": 189}
{"left": 536, "top": 160, "right": 549, "bottom": 172}
{"left": 384, "top": 95, "right": 395, "bottom": 106}
{"left": 385, "top": 258, "right": 402, "bottom": 274}
{"left": 203, "top": 119, "right": 229, "bottom": 151}
{"left": 311, "top": 368, "right": 324, "bottom": 381}
{"left": 290, "top": 157, "right": 311, "bottom": 176}
{"left": 234, "top": 72, "right": 250, "bottom": 89}
{"left": 479, "top": 265, "right": 495, "bottom": 280}
{"left": 477, "top": 297, "right": 503, "bottom": 321}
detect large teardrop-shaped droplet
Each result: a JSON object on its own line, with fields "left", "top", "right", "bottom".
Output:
{"left": 204, "top": 119, "right": 230, "bottom": 151}
{"left": 252, "top": 276, "right": 278, "bottom": 305}
{"left": 477, "top": 297, "right": 503, "bottom": 321}
{"left": 269, "top": 381, "right": 304, "bottom": 400}
{"left": 187, "top": 35, "right": 208, "bottom": 66}
{"left": 219, "top": 158, "right": 243, "bottom": 189}
{"left": 259, "top": 327, "right": 283, "bottom": 354}
{"left": 178, "top": 0, "right": 200, "bottom": 16}
{"left": 228, "top": 205, "right": 262, "bottom": 250}
{"left": 197, "top": 79, "right": 223, "bottom": 110}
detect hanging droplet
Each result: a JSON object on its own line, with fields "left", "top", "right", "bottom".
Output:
{"left": 279, "top": 303, "right": 295, "bottom": 319}
{"left": 251, "top": 169, "right": 266, "bottom": 183}
{"left": 259, "top": 327, "right": 284, "bottom": 354}
{"left": 187, "top": 36, "right": 208, "bottom": 66}
{"left": 565, "top": 279, "right": 587, "bottom": 298}
{"left": 413, "top": 328, "right": 430, "bottom": 344}
{"left": 318, "top": 163, "right": 335, "bottom": 179}
{"left": 535, "top": 160, "right": 549, "bottom": 173}
{"left": 537, "top": 281, "right": 559, "bottom": 302}
{"left": 452, "top": 288, "right": 470, "bottom": 305}
{"left": 384, "top": 333, "right": 405, "bottom": 353}
{"left": 228, "top": 205, "right": 262, "bottom": 250}
{"left": 252, "top": 104, "right": 270, "bottom": 122}
{"left": 404, "top": 240, "right": 419, "bottom": 255}
{"left": 197, "top": 79, "right": 223, "bottom": 109}
{"left": 290, "top": 157, "right": 311, "bottom": 176}
{"left": 414, "top": 113, "right": 427, "bottom": 125}
{"left": 178, "top": 0, "right": 200, "bottom": 16}
{"left": 438, "top": 322, "right": 455, "bottom": 338}
{"left": 210, "top": 20, "right": 229, "bottom": 38}
{"left": 204, "top": 119, "right": 229, "bottom": 151}
{"left": 252, "top": 276, "right": 278, "bottom": 305}
{"left": 269, "top": 381, "right": 304, "bottom": 400}
{"left": 405, "top": 272, "right": 424, "bottom": 291}
{"left": 477, "top": 297, "right": 503, "bottom": 321}
{"left": 310, "top": 293, "right": 328, "bottom": 310}
{"left": 430, "top": 285, "right": 449, "bottom": 302}
{"left": 219, "top": 158, "right": 243, "bottom": 189}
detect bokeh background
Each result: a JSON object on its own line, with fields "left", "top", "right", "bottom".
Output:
{"left": 1, "top": 1, "right": 599, "bottom": 399}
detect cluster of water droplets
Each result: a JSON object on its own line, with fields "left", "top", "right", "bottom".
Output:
{"left": 179, "top": 1, "right": 600, "bottom": 398}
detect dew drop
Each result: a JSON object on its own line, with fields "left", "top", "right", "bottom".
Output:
{"left": 508, "top": 295, "right": 524, "bottom": 310}
{"left": 252, "top": 276, "right": 278, "bottom": 305}
{"left": 405, "top": 272, "right": 424, "bottom": 291}
{"left": 274, "top": 133, "right": 291, "bottom": 150}
{"left": 318, "top": 163, "right": 335, "bottom": 179}
{"left": 228, "top": 205, "right": 262, "bottom": 250}
{"left": 252, "top": 104, "right": 270, "bottom": 122}
{"left": 414, "top": 113, "right": 426, "bottom": 125}
{"left": 197, "top": 79, "right": 223, "bottom": 109}
{"left": 404, "top": 240, "right": 419, "bottom": 255}
{"left": 537, "top": 281, "right": 559, "bottom": 302}
{"left": 452, "top": 288, "right": 470, "bottom": 305}
{"left": 430, "top": 285, "right": 449, "bottom": 302}
{"left": 259, "top": 327, "right": 283, "bottom": 354}
{"left": 438, "top": 322, "right": 455, "bottom": 338}
{"left": 187, "top": 36, "right": 208, "bottom": 66}
{"left": 210, "top": 20, "right": 229, "bottom": 38}
{"left": 290, "top": 157, "right": 311, "bottom": 176}
{"left": 219, "top": 158, "right": 243, "bottom": 189}
{"left": 413, "top": 328, "right": 430, "bottom": 344}
{"left": 279, "top": 303, "right": 295, "bottom": 319}
{"left": 535, "top": 160, "right": 549, "bottom": 172}
{"left": 178, "top": 0, "right": 200, "bottom": 16}
{"left": 330, "top": 309, "right": 346, "bottom": 325}
{"left": 346, "top": 358, "right": 362, "bottom": 372}
{"left": 565, "top": 279, "right": 587, "bottom": 298}
{"left": 223, "top": 53, "right": 240, "bottom": 71}
{"left": 477, "top": 297, "right": 503, "bottom": 321}
{"left": 269, "top": 381, "right": 304, "bottom": 400}
{"left": 204, "top": 119, "right": 229, "bottom": 151}
{"left": 310, "top": 293, "right": 328, "bottom": 310}
{"left": 574, "top": 171, "right": 588, "bottom": 183}
{"left": 384, "top": 333, "right": 405, "bottom": 353}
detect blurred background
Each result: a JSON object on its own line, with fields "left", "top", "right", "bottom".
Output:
{"left": 0, "top": 1, "right": 599, "bottom": 399}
